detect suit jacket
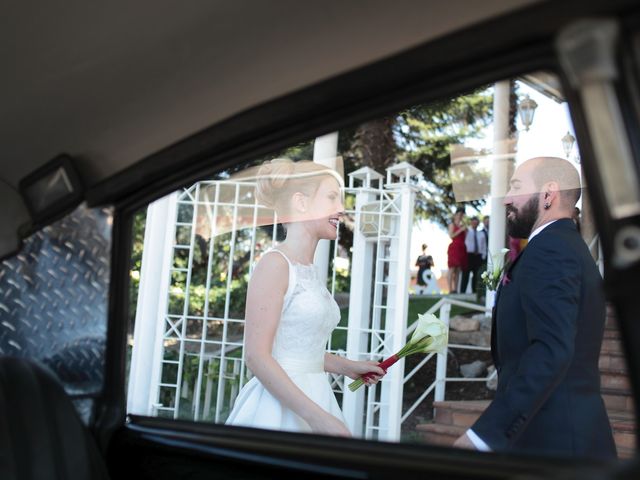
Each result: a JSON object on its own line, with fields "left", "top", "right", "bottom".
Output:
{"left": 472, "top": 219, "right": 616, "bottom": 459}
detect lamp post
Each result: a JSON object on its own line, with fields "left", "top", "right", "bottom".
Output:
{"left": 487, "top": 81, "right": 515, "bottom": 311}
{"left": 518, "top": 94, "right": 538, "bottom": 131}
{"left": 561, "top": 131, "right": 576, "bottom": 159}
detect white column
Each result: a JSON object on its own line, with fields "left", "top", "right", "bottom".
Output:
{"left": 127, "top": 192, "right": 178, "bottom": 415}
{"left": 380, "top": 183, "right": 415, "bottom": 441}
{"left": 313, "top": 132, "right": 339, "bottom": 286}
{"left": 486, "top": 81, "right": 513, "bottom": 309}
{"left": 342, "top": 188, "right": 376, "bottom": 436}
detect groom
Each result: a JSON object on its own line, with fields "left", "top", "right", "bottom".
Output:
{"left": 454, "top": 157, "right": 616, "bottom": 459}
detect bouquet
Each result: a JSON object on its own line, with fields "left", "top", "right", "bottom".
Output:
{"left": 348, "top": 312, "right": 448, "bottom": 391}
{"left": 480, "top": 248, "right": 510, "bottom": 291}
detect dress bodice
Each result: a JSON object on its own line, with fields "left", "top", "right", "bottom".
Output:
{"left": 267, "top": 250, "right": 341, "bottom": 370}
{"left": 226, "top": 249, "right": 345, "bottom": 431}
{"left": 451, "top": 225, "right": 466, "bottom": 245}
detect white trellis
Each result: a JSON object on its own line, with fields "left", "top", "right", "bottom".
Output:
{"left": 128, "top": 180, "right": 280, "bottom": 421}
{"left": 341, "top": 163, "right": 422, "bottom": 440}
{"left": 128, "top": 161, "right": 422, "bottom": 439}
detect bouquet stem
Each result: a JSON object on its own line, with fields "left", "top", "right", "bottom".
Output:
{"left": 346, "top": 312, "right": 448, "bottom": 392}
{"left": 348, "top": 354, "right": 399, "bottom": 392}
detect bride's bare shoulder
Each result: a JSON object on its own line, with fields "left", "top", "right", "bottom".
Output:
{"left": 251, "top": 251, "right": 289, "bottom": 281}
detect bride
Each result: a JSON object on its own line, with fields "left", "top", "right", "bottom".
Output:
{"left": 226, "top": 159, "right": 385, "bottom": 436}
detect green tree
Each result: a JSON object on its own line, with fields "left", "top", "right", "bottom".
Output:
{"left": 129, "top": 209, "right": 147, "bottom": 326}
{"left": 343, "top": 87, "right": 495, "bottom": 227}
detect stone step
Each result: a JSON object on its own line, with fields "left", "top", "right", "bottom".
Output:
{"left": 432, "top": 400, "right": 636, "bottom": 429}
{"left": 608, "top": 410, "right": 636, "bottom": 453}
{"left": 617, "top": 446, "right": 635, "bottom": 460}
{"left": 433, "top": 400, "right": 488, "bottom": 428}
{"left": 415, "top": 423, "right": 466, "bottom": 447}
{"left": 419, "top": 401, "right": 635, "bottom": 459}
{"left": 602, "top": 388, "right": 635, "bottom": 413}
{"left": 600, "top": 369, "right": 632, "bottom": 391}
{"left": 608, "top": 409, "right": 636, "bottom": 425}
{"left": 417, "top": 418, "right": 636, "bottom": 458}
{"left": 600, "top": 337, "right": 625, "bottom": 356}
{"left": 600, "top": 330, "right": 624, "bottom": 354}
{"left": 613, "top": 430, "right": 636, "bottom": 451}
{"left": 603, "top": 328, "right": 621, "bottom": 340}
{"left": 598, "top": 352, "right": 628, "bottom": 374}
{"left": 605, "top": 311, "right": 619, "bottom": 330}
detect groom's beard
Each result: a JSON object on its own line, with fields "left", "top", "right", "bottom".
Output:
{"left": 506, "top": 195, "right": 539, "bottom": 239}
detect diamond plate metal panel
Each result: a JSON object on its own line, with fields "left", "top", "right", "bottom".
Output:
{"left": 0, "top": 204, "right": 112, "bottom": 410}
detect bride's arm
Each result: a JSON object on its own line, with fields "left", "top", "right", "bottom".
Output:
{"left": 324, "top": 354, "right": 385, "bottom": 383}
{"left": 244, "top": 254, "right": 350, "bottom": 436}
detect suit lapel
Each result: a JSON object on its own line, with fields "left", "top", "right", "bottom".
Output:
{"left": 491, "top": 246, "right": 525, "bottom": 369}
{"left": 490, "top": 219, "right": 575, "bottom": 368}
{"left": 490, "top": 303, "right": 498, "bottom": 367}
{"left": 494, "top": 221, "right": 571, "bottom": 308}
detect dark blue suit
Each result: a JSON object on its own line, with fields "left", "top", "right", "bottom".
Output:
{"left": 472, "top": 219, "right": 616, "bottom": 458}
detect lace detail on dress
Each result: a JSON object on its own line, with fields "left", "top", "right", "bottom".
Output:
{"left": 265, "top": 249, "right": 341, "bottom": 367}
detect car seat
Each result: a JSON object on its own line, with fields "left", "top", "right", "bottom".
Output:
{"left": 0, "top": 356, "right": 110, "bottom": 479}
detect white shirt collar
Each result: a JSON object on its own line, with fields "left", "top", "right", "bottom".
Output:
{"left": 528, "top": 220, "right": 558, "bottom": 242}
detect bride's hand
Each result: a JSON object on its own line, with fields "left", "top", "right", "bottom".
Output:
{"left": 344, "top": 360, "right": 386, "bottom": 385}
{"left": 307, "top": 412, "right": 351, "bottom": 437}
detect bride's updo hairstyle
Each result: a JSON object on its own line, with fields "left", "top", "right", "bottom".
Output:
{"left": 256, "top": 159, "right": 343, "bottom": 217}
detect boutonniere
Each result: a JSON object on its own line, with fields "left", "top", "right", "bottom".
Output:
{"left": 480, "top": 248, "right": 510, "bottom": 291}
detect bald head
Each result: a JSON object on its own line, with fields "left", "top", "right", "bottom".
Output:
{"left": 504, "top": 157, "right": 582, "bottom": 238}
{"left": 520, "top": 157, "right": 582, "bottom": 208}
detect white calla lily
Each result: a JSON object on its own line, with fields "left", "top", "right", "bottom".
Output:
{"left": 348, "top": 311, "right": 450, "bottom": 391}
{"left": 406, "top": 312, "right": 448, "bottom": 355}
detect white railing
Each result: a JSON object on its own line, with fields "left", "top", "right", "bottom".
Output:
{"left": 400, "top": 296, "right": 492, "bottom": 425}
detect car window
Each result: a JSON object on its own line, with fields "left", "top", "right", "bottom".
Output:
{"left": 124, "top": 71, "right": 635, "bottom": 460}
{"left": 0, "top": 204, "right": 112, "bottom": 424}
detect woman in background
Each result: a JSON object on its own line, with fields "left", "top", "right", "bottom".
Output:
{"left": 447, "top": 208, "right": 467, "bottom": 294}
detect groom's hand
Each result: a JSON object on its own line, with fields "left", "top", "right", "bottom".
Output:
{"left": 453, "top": 433, "right": 477, "bottom": 450}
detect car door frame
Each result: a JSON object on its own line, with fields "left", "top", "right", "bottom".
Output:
{"left": 95, "top": 1, "right": 640, "bottom": 478}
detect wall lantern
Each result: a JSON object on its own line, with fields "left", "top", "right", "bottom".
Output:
{"left": 518, "top": 94, "right": 538, "bottom": 131}
{"left": 360, "top": 201, "right": 394, "bottom": 238}
{"left": 561, "top": 131, "right": 576, "bottom": 158}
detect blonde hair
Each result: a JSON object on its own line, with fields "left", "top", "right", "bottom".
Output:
{"left": 256, "top": 159, "right": 343, "bottom": 215}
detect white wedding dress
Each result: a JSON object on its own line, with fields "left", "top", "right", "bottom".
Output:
{"left": 225, "top": 249, "right": 347, "bottom": 433}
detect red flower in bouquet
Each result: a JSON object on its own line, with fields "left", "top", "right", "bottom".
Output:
{"left": 348, "top": 312, "right": 448, "bottom": 391}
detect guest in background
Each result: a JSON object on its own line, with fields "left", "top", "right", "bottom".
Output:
{"left": 481, "top": 215, "right": 490, "bottom": 267}
{"left": 572, "top": 206, "right": 581, "bottom": 234}
{"left": 415, "top": 244, "right": 431, "bottom": 294}
{"left": 482, "top": 215, "right": 490, "bottom": 241}
{"left": 461, "top": 217, "right": 487, "bottom": 293}
{"left": 447, "top": 208, "right": 467, "bottom": 294}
